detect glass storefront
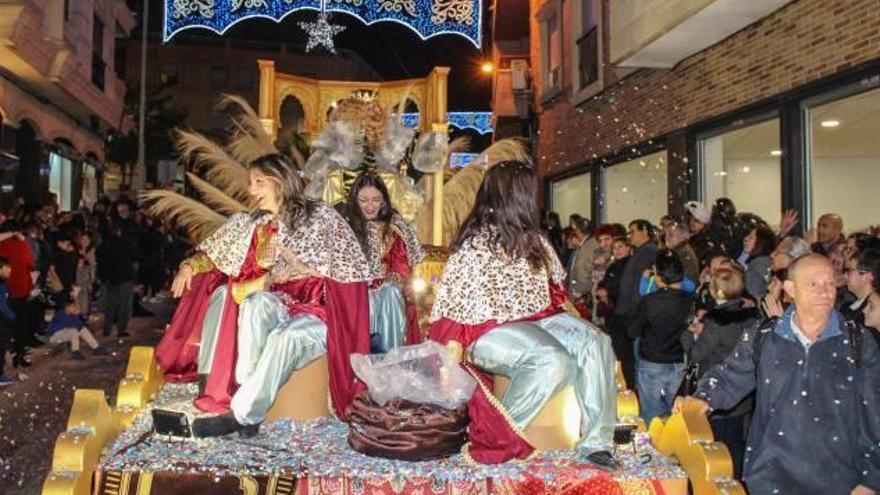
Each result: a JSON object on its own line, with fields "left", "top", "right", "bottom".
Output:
{"left": 49, "top": 151, "right": 75, "bottom": 211}
{"left": 698, "top": 118, "right": 782, "bottom": 226}
{"left": 551, "top": 172, "right": 591, "bottom": 224}
{"left": 807, "top": 86, "right": 880, "bottom": 232}
{"left": 602, "top": 150, "right": 667, "bottom": 224}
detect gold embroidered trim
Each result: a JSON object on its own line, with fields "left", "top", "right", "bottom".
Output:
{"left": 231, "top": 275, "right": 268, "bottom": 304}
{"left": 446, "top": 341, "right": 464, "bottom": 363}
{"left": 181, "top": 252, "right": 215, "bottom": 275}
{"left": 462, "top": 363, "right": 535, "bottom": 453}
{"left": 254, "top": 223, "right": 278, "bottom": 270}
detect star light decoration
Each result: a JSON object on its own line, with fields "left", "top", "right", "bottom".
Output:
{"left": 299, "top": 9, "right": 345, "bottom": 54}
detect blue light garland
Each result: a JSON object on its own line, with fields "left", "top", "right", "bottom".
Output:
{"left": 400, "top": 112, "right": 493, "bottom": 134}
{"left": 401, "top": 112, "right": 420, "bottom": 129}
{"left": 450, "top": 152, "right": 479, "bottom": 168}
{"left": 164, "top": 0, "right": 482, "bottom": 48}
{"left": 446, "top": 111, "right": 493, "bottom": 134}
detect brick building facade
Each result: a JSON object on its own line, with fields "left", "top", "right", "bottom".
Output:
{"left": 494, "top": 0, "right": 880, "bottom": 231}
{"left": 0, "top": 0, "right": 135, "bottom": 209}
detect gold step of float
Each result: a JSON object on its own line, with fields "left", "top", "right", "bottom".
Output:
{"left": 42, "top": 346, "right": 164, "bottom": 495}
{"left": 42, "top": 344, "right": 745, "bottom": 495}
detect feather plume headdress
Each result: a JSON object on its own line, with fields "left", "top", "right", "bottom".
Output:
{"left": 140, "top": 97, "right": 271, "bottom": 243}
{"left": 416, "top": 138, "right": 531, "bottom": 244}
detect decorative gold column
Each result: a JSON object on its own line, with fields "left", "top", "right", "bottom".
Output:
{"left": 257, "top": 59, "right": 277, "bottom": 139}
{"left": 425, "top": 67, "right": 450, "bottom": 246}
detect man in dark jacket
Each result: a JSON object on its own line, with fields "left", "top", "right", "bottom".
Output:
{"left": 97, "top": 222, "right": 140, "bottom": 337}
{"left": 49, "top": 234, "right": 78, "bottom": 307}
{"left": 679, "top": 254, "right": 880, "bottom": 495}
{"left": 841, "top": 249, "right": 880, "bottom": 324}
{"left": 608, "top": 220, "right": 656, "bottom": 388}
{"left": 629, "top": 250, "right": 692, "bottom": 423}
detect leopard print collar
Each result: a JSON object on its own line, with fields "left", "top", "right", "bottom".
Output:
{"left": 198, "top": 212, "right": 276, "bottom": 276}
{"left": 430, "top": 227, "right": 565, "bottom": 325}
{"left": 275, "top": 203, "right": 370, "bottom": 283}
{"left": 363, "top": 214, "right": 426, "bottom": 279}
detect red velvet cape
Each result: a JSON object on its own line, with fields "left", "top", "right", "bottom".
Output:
{"left": 381, "top": 234, "right": 421, "bottom": 345}
{"left": 428, "top": 283, "right": 569, "bottom": 464}
{"left": 155, "top": 270, "right": 226, "bottom": 382}
{"left": 271, "top": 277, "right": 371, "bottom": 419}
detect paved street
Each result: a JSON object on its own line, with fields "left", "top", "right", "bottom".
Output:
{"left": 0, "top": 302, "right": 173, "bottom": 495}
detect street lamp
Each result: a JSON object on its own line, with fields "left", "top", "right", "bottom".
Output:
{"left": 480, "top": 61, "right": 494, "bottom": 74}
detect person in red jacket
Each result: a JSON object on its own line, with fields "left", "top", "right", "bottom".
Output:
{"left": 0, "top": 225, "right": 36, "bottom": 367}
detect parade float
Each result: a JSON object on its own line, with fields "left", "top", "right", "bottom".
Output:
{"left": 41, "top": 1, "right": 745, "bottom": 494}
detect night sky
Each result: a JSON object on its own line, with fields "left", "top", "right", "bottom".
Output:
{"left": 139, "top": 1, "right": 493, "bottom": 112}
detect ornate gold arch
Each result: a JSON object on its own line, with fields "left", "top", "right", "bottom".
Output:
{"left": 257, "top": 60, "right": 450, "bottom": 245}
{"left": 257, "top": 59, "right": 448, "bottom": 142}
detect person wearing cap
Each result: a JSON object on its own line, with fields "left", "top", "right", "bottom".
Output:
{"left": 685, "top": 201, "right": 712, "bottom": 263}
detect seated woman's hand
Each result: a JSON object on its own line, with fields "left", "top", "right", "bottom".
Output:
{"left": 171, "top": 264, "right": 194, "bottom": 298}
{"left": 279, "top": 246, "right": 321, "bottom": 278}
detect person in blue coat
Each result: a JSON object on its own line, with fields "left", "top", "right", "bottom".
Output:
{"left": 677, "top": 254, "right": 880, "bottom": 495}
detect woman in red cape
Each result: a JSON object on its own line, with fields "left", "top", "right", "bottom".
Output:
{"left": 190, "top": 190, "right": 373, "bottom": 437}
{"left": 344, "top": 172, "right": 425, "bottom": 352}
{"left": 427, "top": 160, "right": 619, "bottom": 470}
{"left": 154, "top": 154, "right": 304, "bottom": 413}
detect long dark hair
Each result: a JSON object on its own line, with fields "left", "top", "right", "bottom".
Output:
{"left": 344, "top": 171, "right": 395, "bottom": 256}
{"left": 748, "top": 224, "right": 777, "bottom": 261}
{"left": 249, "top": 154, "right": 314, "bottom": 226}
{"left": 452, "top": 159, "right": 552, "bottom": 272}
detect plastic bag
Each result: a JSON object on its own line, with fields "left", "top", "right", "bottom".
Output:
{"left": 350, "top": 341, "right": 476, "bottom": 410}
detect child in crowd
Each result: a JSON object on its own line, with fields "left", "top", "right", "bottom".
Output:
{"left": 46, "top": 299, "right": 106, "bottom": 360}
{"left": 681, "top": 267, "right": 758, "bottom": 478}
{"left": 0, "top": 257, "right": 15, "bottom": 385}
{"left": 630, "top": 250, "right": 693, "bottom": 423}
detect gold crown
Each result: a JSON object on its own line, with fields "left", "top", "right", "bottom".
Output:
{"left": 351, "top": 89, "right": 377, "bottom": 102}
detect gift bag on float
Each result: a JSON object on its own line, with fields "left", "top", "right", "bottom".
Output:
{"left": 346, "top": 342, "right": 475, "bottom": 461}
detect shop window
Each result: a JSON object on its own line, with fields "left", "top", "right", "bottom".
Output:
{"left": 806, "top": 86, "right": 880, "bottom": 232}
{"left": 698, "top": 118, "right": 782, "bottom": 226}
{"left": 551, "top": 172, "right": 592, "bottom": 225}
{"left": 49, "top": 151, "right": 75, "bottom": 211}
{"left": 603, "top": 150, "right": 668, "bottom": 224}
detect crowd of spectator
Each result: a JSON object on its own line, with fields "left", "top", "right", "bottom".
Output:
{"left": 544, "top": 199, "right": 880, "bottom": 492}
{"left": 0, "top": 194, "right": 188, "bottom": 384}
